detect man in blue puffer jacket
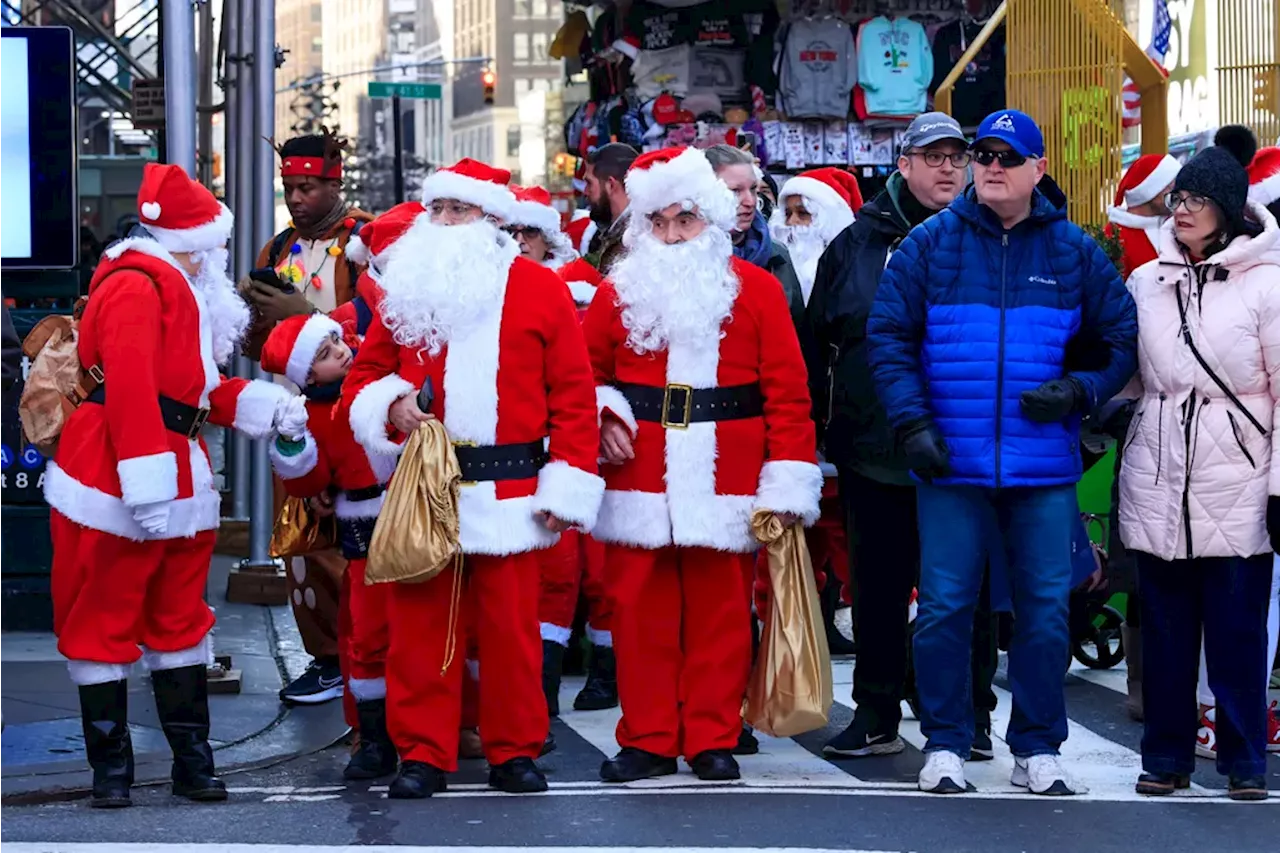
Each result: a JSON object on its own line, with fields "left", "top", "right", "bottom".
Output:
{"left": 867, "top": 110, "right": 1137, "bottom": 797}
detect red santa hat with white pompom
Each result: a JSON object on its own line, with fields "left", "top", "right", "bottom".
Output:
{"left": 1248, "top": 147, "right": 1280, "bottom": 208}
{"left": 260, "top": 312, "right": 343, "bottom": 388}
{"left": 134, "top": 162, "right": 234, "bottom": 254}
{"left": 345, "top": 201, "right": 427, "bottom": 269}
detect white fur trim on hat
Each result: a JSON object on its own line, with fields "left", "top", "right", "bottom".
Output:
{"left": 421, "top": 170, "right": 515, "bottom": 220}
{"left": 625, "top": 148, "right": 737, "bottom": 233}
{"left": 345, "top": 232, "right": 369, "bottom": 265}
{"left": 566, "top": 280, "right": 598, "bottom": 305}
{"left": 1125, "top": 155, "right": 1180, "bottom": 208}
{"left": 778, "top": 176, "right": 856, "bottom": 243}
{"left": 286, "top": 314, "right": 343, "bottom": 388}
{"left": 1249, "top": 171, "right": 1280, "bottom": 208}
{"left": 1106, "top": 206, "right": 1162, "bottom": 230}
{"left": 146, "top": 203, "right": 235, "bottom": 255}
{"left": 507, "top": 199, "right": 564, "bottom": 234}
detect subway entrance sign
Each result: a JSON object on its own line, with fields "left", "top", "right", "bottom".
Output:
{"left": 367, "top": 81, "right": 441, "bottom": 100}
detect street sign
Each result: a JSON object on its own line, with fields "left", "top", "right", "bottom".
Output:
{"left": 367, "top": 81, "right": 441, "bottom": 100}
{"left": 132, "top": 78, "right": 165, "bottom": 129}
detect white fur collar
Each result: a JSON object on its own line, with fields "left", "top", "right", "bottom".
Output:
{"left": 102, "top": 237, "right": 188, "bottom": 278}
{"left": 1106, "top": 207, "right": 1163, "bottom": 231}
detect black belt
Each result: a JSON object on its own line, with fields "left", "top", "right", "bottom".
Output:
{"left": 338, "top": 516, "right": 377, "bottom": 560}
{"left": 615, "top": 382, "right": 764, "bottom": 429}
{"left": 453, "top": 439, "right": 548, "bottom": 482}
{"left": 85, "top": 385, "right": 210, "bottom": 439}
{"left": 343, "top": 484, "right": 386, "bottom": 503}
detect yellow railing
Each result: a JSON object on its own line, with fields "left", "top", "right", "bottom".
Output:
{"left": 1218, "top": 0, "right": 1279, "bottom": 145}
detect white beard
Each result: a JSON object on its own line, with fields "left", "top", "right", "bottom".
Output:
{"left": 189, "top": 247, "right": 250, "bottom": 366}
{"left": 770, "top": 221, "right": 827, "bottom": 305}
{"left": 376, "top": 217, "right": 519, "bottom": 358}
{"left": 611, "top": 226, "right": 739, "bottom": 355}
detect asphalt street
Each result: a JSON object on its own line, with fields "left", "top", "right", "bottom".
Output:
{"left": 3, "top": 662, "right": 1277, "bottom": 853}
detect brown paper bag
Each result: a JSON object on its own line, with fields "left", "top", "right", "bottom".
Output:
{"left": 365, "top": 419, "right": 462, "bottom": 585}
{"left": 269, "top": 495, "right": 338, "bottom": 558}
{"left": 745, "top": 510, "right": 833, "bottom": 737}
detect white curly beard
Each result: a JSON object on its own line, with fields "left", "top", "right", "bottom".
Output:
{"left": 610, "top": 225, "right": 739, "bottom": 355}
{"left": 190, "top": 247, "right": 250, "bottom": 366}
{"left": 769, "top": 219, "right": 827, "bottom": 305}
{"left": 376, "top": 217, "right": 519, "bottom": 358}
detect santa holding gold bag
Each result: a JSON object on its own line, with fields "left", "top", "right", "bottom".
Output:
{"left": 341, "top": 159, "right": 604, "bottom": 798}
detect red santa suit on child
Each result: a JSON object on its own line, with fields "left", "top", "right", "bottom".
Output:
{"left": 45, "top": 163, "right": 302, "bottom": 806}
{"left": 1106, "top": 153, "right": 1181, "bottom": 279}
{"left": 341, "top": 159, "right": 604, "bottom": 798}
{"left": 582, "top": 147, "right": 821, "bottom": 783}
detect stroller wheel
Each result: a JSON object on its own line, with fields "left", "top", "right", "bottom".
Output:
{"left": 1071, "top": 604, "right": 1126, "bottom": 670}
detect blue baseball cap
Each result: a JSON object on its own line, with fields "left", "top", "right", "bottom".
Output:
{"left": 973, "top": 110, "right": 1045, "bottom": 159}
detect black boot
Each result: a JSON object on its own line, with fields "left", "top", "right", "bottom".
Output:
{"left": 822, "top": 577, "right": 856, "bottom": 656}
{"left": 344, "top": 698, "right": 398, "bottom": 780}
{"left": 573, "top": 645, "right": 618, "bottom": 711}
{"left": 542, "top": 639, "right": 565, "bottom": 717}
{"left": 151, "top": 664, "right": 227, "bottom": 802}
{"left": 78, "top": 679, "right": 134, "bottom": 808}
{"left": 600, "top": 747, "right": 678, "bottom": 783}
{"left": 690, "top": 749, "right": 741, "bottom": 781}
{"left": 389, "top": 760, "right": 448, "bottom": 799}
{"left": 488, "top": 756, "right": 549, "bottom": 793}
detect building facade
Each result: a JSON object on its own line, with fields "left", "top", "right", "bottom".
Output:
{"left": 274, "top": 0, "right": 325, "bottom": 139}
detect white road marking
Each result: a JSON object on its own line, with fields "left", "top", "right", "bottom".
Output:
{"left": 1, "top": 846, "right": 901, "bottom": 853}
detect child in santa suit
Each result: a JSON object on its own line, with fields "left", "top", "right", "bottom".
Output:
{"left": 1106, "top": 154, "right": 1181, "bottom": 280}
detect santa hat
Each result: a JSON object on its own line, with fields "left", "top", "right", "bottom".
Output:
{"left": 260, "top": 312, "right": 343, "bottom": 388}
{"left": 777, "top": 168, "right": 861, "bottom": 241}
{"left": 565, "top": 215, "right": 597, "bottom": 257}
{"left": 507, "top": 185, "right": 565, "bottom": 234}
{"left": 624, "top": 147, "right": 736, "bottom": 233}
{"left": 135, "top": 162, "right": 234, "bottom": 254}
{"left": 419, "top": 158, "right": 515, "bottom": 220}
{"left": 557, "top": 257, "right": 604, "bottom": 306}
{"left": 1248, "top": 147, "right": 1280, "bottom": 207}
{"left": 1114, "top": 154, "right": 1181, "bottom": 208}
{"left": 345, "top": 201, "right": 424, "bottom": 267}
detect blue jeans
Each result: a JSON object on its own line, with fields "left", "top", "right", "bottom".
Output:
{"left": 1137, "top": 552, "right": 1271, "bottom": 778}
{"left": 914, "top": 484, "right": 1075, "bottom": 758}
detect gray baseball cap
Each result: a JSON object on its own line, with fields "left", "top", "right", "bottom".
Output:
{"left": 901, "top": 112, "right": 968, "bottom": 150}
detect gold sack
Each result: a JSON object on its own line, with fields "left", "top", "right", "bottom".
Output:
{"left": 269, "top": 495, "right": 338, "bottom": 558}
{"left": 744, "top": 510, "right": 833, "bottom": 738}
{"left": 365, "top": 419, "right": 462, "bottom": 585}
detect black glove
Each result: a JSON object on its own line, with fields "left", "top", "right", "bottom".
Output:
{"left": 1267, "top": 496, "right": 1280, "bottom": 554}
{"left": 1020, "top": 377, "right": 1087, "bottom": 423}
{"left": 900, "top": 420, "right": 951, "bottom": 483}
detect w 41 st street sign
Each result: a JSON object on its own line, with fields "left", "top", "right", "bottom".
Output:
{"left": 367, "top": 81, "right": 441, "bottom": 100}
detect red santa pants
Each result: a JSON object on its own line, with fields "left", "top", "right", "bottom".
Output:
{"left": 51, "top": 511, "right": 215, "bottom": 673}
{"left": 538, "top": 530, "right": 612, "bottom": 646}
{"left": 386, "top": 551, "right": 546, "bottom": 771}
{"left": 341, "top": 558, "right": 391, "bottom": 700}
{"left": 609, "top": 544, "right": 754, "bottom": 758}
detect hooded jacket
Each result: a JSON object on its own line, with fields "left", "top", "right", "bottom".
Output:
{"left": 1119, "top": 202, "right": 1280, "bottom": 560}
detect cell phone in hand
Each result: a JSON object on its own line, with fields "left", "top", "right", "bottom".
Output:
{"left": 249, "top": 266, "right": 297, "bottom": 295}
{"left": 417, "top": 377, "right": 435, "bottom": 413}
{"left": 736, "top": 131, "right": 757, "bottom": 153}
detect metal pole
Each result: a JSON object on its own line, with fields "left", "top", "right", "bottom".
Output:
{"left": 392, "top": 94, "right": 405, "bottom": 204}
{"left": 161, "top": 0, "right": 197, "bottom": 174}
{"left": 197, "top": 0, "right": 214, "bottom": 187}
{"left": 247, "top": 0, "right": 277, "bottom": 566}
{"left": 226, "top": 0, "right": 251, "bottom": 521}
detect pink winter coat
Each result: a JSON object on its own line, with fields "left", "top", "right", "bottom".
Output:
{"left": 1119, "top": 201, "right": 1280, "bottom": 561}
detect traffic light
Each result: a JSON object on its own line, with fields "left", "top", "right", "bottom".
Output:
{"left": 482, "top": 69, "right": 496, "bottom": 106}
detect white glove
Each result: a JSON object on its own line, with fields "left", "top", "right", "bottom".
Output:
{"left": 274, "top": 395, "right": 309, "bottom": 441}
{"left": 132, "top": 502, "right": 170, "bottom": 536}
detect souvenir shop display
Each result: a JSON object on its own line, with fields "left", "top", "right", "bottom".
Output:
{"left": 555, "top": 0, "right": 1006, "bottom": 196}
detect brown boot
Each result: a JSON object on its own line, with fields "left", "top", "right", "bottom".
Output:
{"left": 1122, "top": 623, "right": 1143, "bottom": 721}
{"left": 458, "top": 727, "right": 484, "bottom": 759}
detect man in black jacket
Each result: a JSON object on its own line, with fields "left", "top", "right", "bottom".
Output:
{"left": 805, "top": 113, "right": 972, "bottom": 759}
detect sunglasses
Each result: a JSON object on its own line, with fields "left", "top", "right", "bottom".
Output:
{"left": 504, "top": 226, "right": 543, "bottom": 240}
{"left": 972, "top": 149, "right": 1030, "bottom": 168}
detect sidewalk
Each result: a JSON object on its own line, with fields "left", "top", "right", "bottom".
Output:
{"left": 0, "top": 555, "right": 350, "bottom": 804}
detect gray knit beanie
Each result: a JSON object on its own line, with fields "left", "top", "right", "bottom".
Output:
{"left": 1172, "top": 125, "right": 1257, "bottom": 237}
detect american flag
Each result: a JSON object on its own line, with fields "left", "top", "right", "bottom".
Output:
{"left": 1123, "top": 0, "right": 1172, "bottom": 128}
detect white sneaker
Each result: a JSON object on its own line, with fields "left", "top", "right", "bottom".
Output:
{"left": 918, "top": 750, "right": 966, "bottom": 794}
{"left": 1012, "top": 754, "right": 1078, "bottom": 796}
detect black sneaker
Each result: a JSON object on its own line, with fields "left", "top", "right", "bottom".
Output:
{"left": 279, "top": 659, "right": 343, "bottom": 705}
{"left": 970, "top": 726, "right": 994, "bottom": 761}
{"left": 822, "top": 720, "right": 905, "bottom": 758}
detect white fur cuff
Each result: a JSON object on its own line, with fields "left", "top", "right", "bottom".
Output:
{"left": 596, "top": 385, "right": 638, "bottom": 435}
{"left": 117, "top": 451, "right": 179, "bottom": 508}
{"left": 533, "top": 459, "right": 605, "bottom": 529}
{"left": 67, "top": 661, "right": 131, "bottom": 686}
{"left": 755, "top": 460, "right": 824, "bottom": 526}
{"left": 349, "top": 374, "right": 415, "bottom": 456}
{"left": 269, "top": 431, "right": 320, "bottom": 480}
{"left": 235, "top": 379, "right": 290, "bottom": 439}
{"left": 349, "top": 676, "right": 387, "bottom": 701}
{"left": 141, "top": 634, "right": 214, "bottom": 672}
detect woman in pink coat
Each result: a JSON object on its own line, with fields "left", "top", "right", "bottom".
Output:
{"left": 1119, "top": 126, "right": 1280, "bottom": 801}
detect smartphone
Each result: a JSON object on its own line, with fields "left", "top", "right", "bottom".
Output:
{"left": 249, "top": 266, "right": 296, "bottom": 294}
{"left": 417, "top": 377, "right": 435, "bottom": 413}
{"left": 736, "top": 131, "right": 757, "bottom": 152}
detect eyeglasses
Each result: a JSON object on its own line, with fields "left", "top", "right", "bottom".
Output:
{"left": 972, "top": 149, "right": 1030, "bottom": 168}
{"left": 504, "top": 225, "right": 543, "bottom": 240}
{"left": 908, "top": 150, "right": 972, "bottom": 168}
{"left": 428, "top": 200, "right": 482, "bottom": 219}
{"left": 1164, "top": 192, "right": 1209, "bottom": 213}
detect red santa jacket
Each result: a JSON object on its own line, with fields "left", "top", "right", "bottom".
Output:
{"left": 583, "top": 256, "right": 821, "bottom": 554}
{"left": 45, "top": 238, "right": 290, "bottom": 541}
{"left": 342, "top": 256, "right": 604, "bottom": 557}
{"left": 1105, "top": 208, "right": 1163, "bottom": 280}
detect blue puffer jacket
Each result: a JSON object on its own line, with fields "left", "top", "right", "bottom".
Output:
{"left": 866, "top": 188, "right": 1137, "bottom": 488}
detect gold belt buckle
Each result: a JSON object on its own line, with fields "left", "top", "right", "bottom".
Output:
{"left": 452, "top": 439, "right": 478, "bottom": 486}
{"left": 661, "top": 383, "right": 693, "bottom": 430}
{"left": 188, "top": 407, "right": 210, "bottom": 440}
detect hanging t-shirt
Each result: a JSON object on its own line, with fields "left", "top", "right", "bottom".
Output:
{"left": 857, "top": 16, "right": 933, "bottom": 116}
{"left": 778, "top": 17, "right": 858, "bottom": 119}
{"left": 929, "top": 17, "right": 1006, "bottom": 127}
{"left": 613, "top": 1, "right": 694, "bottom": 58}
